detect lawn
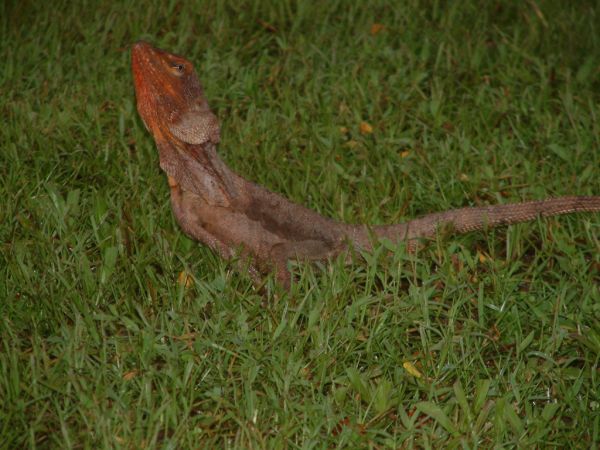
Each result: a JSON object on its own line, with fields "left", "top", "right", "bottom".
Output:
{"left": 1, "top": 0, "right": 600, "bottom": 448}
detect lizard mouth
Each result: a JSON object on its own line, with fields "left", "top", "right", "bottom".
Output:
{"left": 131, "top": 41, "right": 165, "bottom": 130}
{"left": 131, "top": 41, "right": 155, "bottom": 91}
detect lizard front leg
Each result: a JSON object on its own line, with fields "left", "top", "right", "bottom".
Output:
{"left": 168, "top": 176, "right": 233, "bottom": 259}
{"left": 167, "top": 176, "right": 262, "bottom": 284}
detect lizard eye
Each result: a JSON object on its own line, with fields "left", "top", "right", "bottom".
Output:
{"left": 171, "top": 63, "right": 185, "bottom": 75}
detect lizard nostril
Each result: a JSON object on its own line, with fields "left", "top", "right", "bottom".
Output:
{"left": 133, "top": 40, "right": 149, "bottom": 49}
{"left": 132, "top": 41, "right": 152, "bottom": 59}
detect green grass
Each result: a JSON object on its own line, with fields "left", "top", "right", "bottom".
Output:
{"left": 2, "top": 0, "right": 600, "bottom": 448}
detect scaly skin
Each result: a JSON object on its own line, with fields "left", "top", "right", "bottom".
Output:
{"left": 131, "top": 41, "right": 600, "bottom": 289}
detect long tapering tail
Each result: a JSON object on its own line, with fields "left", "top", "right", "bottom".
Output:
{"left": 367, "top": 195, "right": 600, "bottom": 244}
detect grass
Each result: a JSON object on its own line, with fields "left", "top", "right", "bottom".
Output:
{"left": 1, "top": 0, "right": 600, "bottom": 447}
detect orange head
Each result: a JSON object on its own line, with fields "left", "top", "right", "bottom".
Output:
{"left": 131, "top": 41, "right": 219, "bottom": 145}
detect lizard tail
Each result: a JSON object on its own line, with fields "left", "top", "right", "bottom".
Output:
{"left": 368, "top": 195, "right": 600, "bottom": 244}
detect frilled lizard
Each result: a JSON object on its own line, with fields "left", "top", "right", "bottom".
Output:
{"left": 131, "top": 41, "right": 600, "bottom": 289}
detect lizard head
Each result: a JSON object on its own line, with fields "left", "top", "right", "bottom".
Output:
{"left": 131, "top": 41, "right": 220, "bottom": 146}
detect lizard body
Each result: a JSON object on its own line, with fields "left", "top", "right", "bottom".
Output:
{"left": 131, "top": 41, "right": 600, "bottom": 288}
